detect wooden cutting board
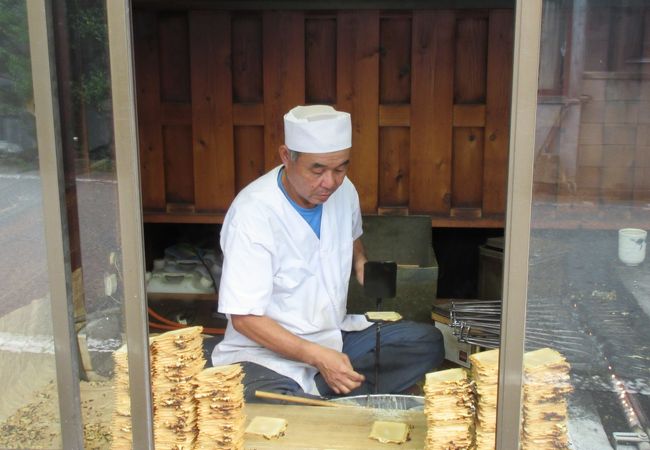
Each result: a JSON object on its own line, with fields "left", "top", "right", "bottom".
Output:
{"left": 243, "top": 403, "right": 426, "bottom": 449}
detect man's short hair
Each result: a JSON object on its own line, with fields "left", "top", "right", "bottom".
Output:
{"left": 288, "top": 149, "right": 300, "bottom": 161}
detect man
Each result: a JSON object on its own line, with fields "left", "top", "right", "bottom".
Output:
{"left": 212, "top": 105, "right": 444, "bottom": 400}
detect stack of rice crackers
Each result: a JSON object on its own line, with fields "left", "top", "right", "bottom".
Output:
{"left": 521, "top": 348, "right": 572, "bottom": 449}
{"left": 423, "top": 368, "right": 474, "bottom": 449}
{"left": 110, "top": 345, "right": 131, "bottom": 449}
{"left": 151, "top": 326, "right": 205, "bottom": 449}
{"left": 110, "top": 327, "right": 249, "bottom": 450}
{"left": 469, "top": 349, "right": 499, "bottom": 450}
{"left": 194, "top": 364, "right": 246, "bottom": 449}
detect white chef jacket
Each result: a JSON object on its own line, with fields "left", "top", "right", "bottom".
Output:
{"left": 212, "top": 165, "right": 372, "bottom": 395}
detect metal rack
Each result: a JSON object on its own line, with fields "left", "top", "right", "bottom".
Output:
{"left": 449, "top": 300, "right": 502, "bottom": 348}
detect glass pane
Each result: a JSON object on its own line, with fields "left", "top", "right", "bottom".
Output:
{"left": 52, "top": 0, "right": 134, "bottom": 448}
{"left": 0, "top": 1, "right": 61, "bottom": 448}
{"left": 528, "top": 1, "right": 650, "bottom": 449}
{"left": 1, "top": 1, "right": 137, "bottom": 448}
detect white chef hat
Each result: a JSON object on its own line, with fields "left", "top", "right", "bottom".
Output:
{"left": 284, "top": 105, "right": 351, "bottom": 153}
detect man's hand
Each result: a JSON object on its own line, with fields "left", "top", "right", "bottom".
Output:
{"left": 231, "top": 315, "right": 364, "bottom": 394}
{"left": 308, "top": 344, "right": 365, "bottom": 394}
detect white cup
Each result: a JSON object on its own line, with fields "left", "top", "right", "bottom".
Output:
{"left": 618, "top": 228, "right": 647, "bottom": 266}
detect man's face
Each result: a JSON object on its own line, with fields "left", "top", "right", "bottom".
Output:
{"left": 279, "top": 145, "right": 351, "bottom": 209}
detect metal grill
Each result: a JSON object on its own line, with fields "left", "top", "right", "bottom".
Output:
{"left": 450, "top": 300, "right": 502, "bottom": 348}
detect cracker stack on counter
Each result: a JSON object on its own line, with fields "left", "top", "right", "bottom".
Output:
{"left": 194, "top": 364, "right": 246, "bottom": 450}
{"left": 469, "top": 349, "right": 499, "bottom": 450}
{"left": 521, "top": 348, "right": 572, "bottom": 450}
{"left": 151, "top": 326, "right": 205, "bottom": 450}
{"left": 423, "top": 368, "right": 475, "bottom": 450}
{"left": 111, "top": 345, "right": 132, "bottom": 450}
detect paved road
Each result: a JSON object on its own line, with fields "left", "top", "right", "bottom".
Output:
{"left": 0, "top": 170, "right": 121, "bottom": 318}
{"left": 0, "top": 172, "right": 49, "bottom": 317}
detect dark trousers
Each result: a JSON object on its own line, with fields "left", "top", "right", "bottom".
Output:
{"left": 240, "top": 321, "right": 444, "bottom": 402}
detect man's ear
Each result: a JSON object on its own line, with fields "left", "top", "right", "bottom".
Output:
{"left": 278, "top": 145, "right": 290, "bottom": 165}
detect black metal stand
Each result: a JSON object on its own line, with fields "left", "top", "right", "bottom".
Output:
{"left": 374, "top": 297, "right": 381, "bottom": 394}
{"left": 374, "top": 322, "right": 381, "bottom": 394}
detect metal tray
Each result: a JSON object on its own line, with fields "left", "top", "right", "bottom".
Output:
{"left": 330, "top": 394, "right": 424, "bottom": 411}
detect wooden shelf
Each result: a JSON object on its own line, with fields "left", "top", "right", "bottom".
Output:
{"left": 144, "top": 210, "right": 505, "bottom": 228}
{"left": 429, "top": 215, "right": 504, "bottom": 228}
{"left": 144, "top": 212, "right": 225, "bottom": 224}
{"left": 147, "top": 292, "right": 217, "bottom": 302}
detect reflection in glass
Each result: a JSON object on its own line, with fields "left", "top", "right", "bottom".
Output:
{"left": 52, "top": 0, "right": 132, "bottom": 448}
{"left": 0, "top": 1, "right": 61, "bottom": 448}
{"left": 1, "top": 0, "right": 134, "bottom": 447}
{"left": 530, "top": 1, "right": 650, "bottom": 448}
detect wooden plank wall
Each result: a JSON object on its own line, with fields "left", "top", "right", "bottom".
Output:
{"left": 134, "top": 8, "right": 514, "bottom": 227}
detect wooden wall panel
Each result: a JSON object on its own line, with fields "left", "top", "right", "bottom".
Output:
{"left": 378, "top": 16, "right": 411, "bottom": 210}
{"left": 380, "top": 17, "right": 411, "bottom": 103}
{"left": 232, "top": 13, "right": 263, "bottom": 103}
{"left": 452, "top": 127, "right": 484, "bottom": 209}
{"left": 158, "top": 13, "right": 190, "bottom": 102}
{"left": 410, "top": 11, "right": 455, "bottom": 214}
{"left": 454, "top": 15, "right": 487, "bottom": 104}
{"left": 162, "top": 125, "right": 194, "bottom": 205}
{"left": 306, "top": 17, "right": 337, "bottom": 104}
{"left": 235, "top": 126, "right": 265, "bottom": 192}
{"left": 337, "top": 11, "right": 380, "bottom": 213}
{"left": 135, "top": 7, "right": 516, "bottom": 227}
{"left": 483, "top": 9, "right": 513, "bottom": 215}
{"left": 379, "top": 127, "right": 410, "bottom": 207}
{"left": 379, "top": 105, "right": 410, "bottom": 126}
{"left": 134, "top": 11, "right": 166, "bottom": 211}
{"left": 453, "top": 104, "right": 486, "bottom": 127}
{"left": 190, "top": 12, "right": 235, "bottom": 212}
{"left": 162, "top": 103, "right": 191, "bottom": 125}
{"left": 263, "top": 11, "right": 305, "bottom": 170}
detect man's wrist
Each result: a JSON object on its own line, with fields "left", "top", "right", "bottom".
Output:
{"left": 298, "top": 340, "right": 318, "bottom": 366}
